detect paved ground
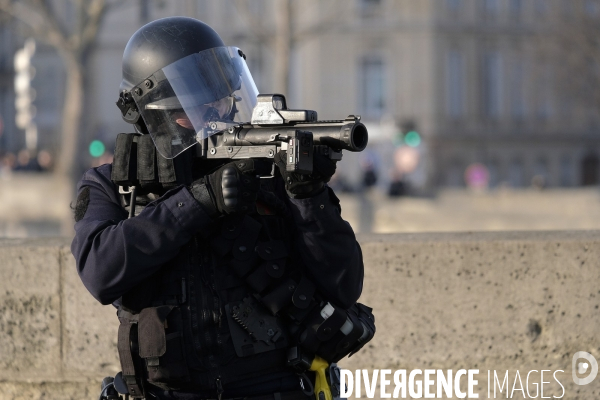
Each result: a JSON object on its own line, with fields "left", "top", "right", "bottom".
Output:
{"left": 2, "top": 171, "right": 600, "bottom": 237}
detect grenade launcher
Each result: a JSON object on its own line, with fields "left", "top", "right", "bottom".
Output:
{"left": 197, "top": 94, "right": 369, "bottom": 175}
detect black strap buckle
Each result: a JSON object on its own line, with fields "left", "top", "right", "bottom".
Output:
{"left": 298, "top": 373, "right": 315, "bottom": 397}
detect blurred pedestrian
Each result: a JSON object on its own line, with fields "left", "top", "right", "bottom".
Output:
{"left": 37, "top": 150, "right": 53, "bottom": 171}
{"left": 14, "top": 149, "right": 42, "bottom": 171}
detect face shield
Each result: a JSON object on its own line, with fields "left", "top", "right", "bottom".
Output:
{"left": 131, "top": 47, "right": 259, "bottom": 159}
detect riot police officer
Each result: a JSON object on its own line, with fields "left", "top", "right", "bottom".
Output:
{"left": 72, "top": 17, "right": 373, "bottom": 400}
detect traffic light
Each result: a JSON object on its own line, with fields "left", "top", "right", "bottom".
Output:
{"left": 404, "top": 130, "right": 421, "bottom": 147}
{"left": 398, "top": 120, "right": 421, "bottom": 147}
{"left": 89, "top": 140, "right": 106, "bottom": 158}
{"left": 14, "top": 39, "right": 37, "bottom": 149}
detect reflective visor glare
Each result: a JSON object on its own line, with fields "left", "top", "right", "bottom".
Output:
{"left": 155, "top": 97, "right": 234, "bottom": 130}
{"left": 178, "top": 96, "right": 235, "bottom": 128}
{"left": 208, "top": 96, "right": 235, "bottom": 119}
{"left": 134, "top": 46, "right": 259, "bottom": 159}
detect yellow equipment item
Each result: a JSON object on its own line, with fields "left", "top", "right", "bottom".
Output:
{"left": 309, "top": 356, "right": 332, "bottom": 400}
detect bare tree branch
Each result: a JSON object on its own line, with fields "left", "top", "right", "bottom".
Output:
{"left": 0, "top": 0, "right": 115, "bottom": 193}
{"left": 294, "top": 0, "right": 350, "bottom": 42}
{"left": 233, "top": 0, "right": 273, "bottom": 43}
{"left": 33, "top": 0, "right": 71, "bottom": 50}
{"left": 0, "top": 0, "right": 70, "bottom": 53}
{"left": 235, "top": 0, "right": 350, "bottom": 95}
{"left": 80, "top": 0, "right": 107, "bottom": 52}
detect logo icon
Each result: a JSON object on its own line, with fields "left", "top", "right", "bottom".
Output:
{"left": 572, "top": 351, "right": 598, "bottom": 385}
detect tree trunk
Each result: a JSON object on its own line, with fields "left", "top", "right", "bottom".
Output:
{"left": 274, "top": 0, "right": 292, "bottom": 96}
{"left": 53, "top": 53, "right": 84, "bottom": 235}
{"left": 55, "top": 53, "right": 84, "bottom": 187}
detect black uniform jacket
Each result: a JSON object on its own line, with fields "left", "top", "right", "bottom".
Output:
{"left": 71, "top": 163, "right": 365, "bottom": 396}
{"left": 71, "top": 163, "right": 364, "bottom": 311}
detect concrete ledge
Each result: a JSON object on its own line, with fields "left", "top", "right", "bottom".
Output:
{"left": 0, "top": 238, "right": 120, "bottom": 399}
{"left": 0, "top": 232, "right": 599, "bottom": 399}
{"left": 349, "top": 231, "right": 600, "bottom": 398}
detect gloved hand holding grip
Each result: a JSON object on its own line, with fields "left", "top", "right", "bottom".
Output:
{"left": 274, "top": 149, "right": 337, "bottom": 199}
{"left": 189, "top": 159, "right": 271, "bottom": 216}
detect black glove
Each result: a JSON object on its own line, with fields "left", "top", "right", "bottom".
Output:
{"left": 274, "top": 149, "right": 337, "bottom": 198}
{"left": 189, "top": 160, "right": 270, "bottom": 216}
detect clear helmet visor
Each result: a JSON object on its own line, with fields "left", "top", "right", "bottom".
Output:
{"left": 132, "top": 46, "right": 259, "bottom": 159}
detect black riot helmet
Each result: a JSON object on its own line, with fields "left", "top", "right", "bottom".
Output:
{"left": 116, "top": 17, "right": 260, "bottom": 159}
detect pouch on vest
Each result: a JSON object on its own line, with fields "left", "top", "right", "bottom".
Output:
{"left": 225, "top": 296, "right": 289, "bottom": 358}
{"left": 111, "top": 132, "right": 194, "bottom": 192}
{"left": 316, "top": 302, "right": 376, "bottom": 363}
{"left": 138, "top": 305, "right": 190, "bottom": 386}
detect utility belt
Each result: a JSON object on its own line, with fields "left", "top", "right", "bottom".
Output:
{"left": 116, "top": 306, "right": 290, "bottom": 398}
{"left": 221, "top": 391, "right": 312, "bottom": 400}
{"left": 178, "top": 391, "right": 312, "bottom": 400}
{"left": 102, "top": 377, "right": 313, "bottom": 400}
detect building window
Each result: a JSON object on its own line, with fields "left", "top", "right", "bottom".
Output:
{"left": 535, "top": 0, "right": 547, "bottom": 15}
{"left": 560, "top": 155, "right": 573, "bottom": 186}
{"left": 510, "top": 0, "right": 523, "bottom": 18}
{"left": 533, "top": 158, "right": 549, "bottom": 186}
{"left": 488, "top": 160, "right": 500, "bottom": 187}
{"left": 509, "top": 158, "right": 524, "bottom": 187}
{"left": 484, "top": 0, "right": 500, "bottom": 16}
{"left": 359, "top": 56, "right": 385, "bottom": 118}
{"left": 33, "top": 53, "right": 62, "bottom": 127}
{"left": 0, "top": 89, "right": 11, "bottom": 151}
{"left": 446, "top": 0, "right": 461, "bottom": 12}
{"left": 358, "top": 0, "right": 381, "bottom": 17}
{"left": 585, "top": 0, "right": 599, "bottom": 16}
{"left": 536, "top": 66, "right": 553, "bottom": 120}
{"left": 0, "top": 26, "right": 12, "bottom": 71}
{"left": 447, "top": 50, "right": 464, "bottom": 118}
{"left": 483, "top": 51, "right": 503, "bottom": 118}
{"left": 581, "top": 153, "right": 599, "bottom": 185}
{"left": 510, "top": 60, "right": 526, "bottom": 119}
{"left": 446, "top": 160, "right": 464, "bottom": 187}
{"left": 562, "top": 0, "right": 574, "bottom": 17}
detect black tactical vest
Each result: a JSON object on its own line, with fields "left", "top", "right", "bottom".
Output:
{"left": 111, "top": 133, "right": 376, "bottom": 397}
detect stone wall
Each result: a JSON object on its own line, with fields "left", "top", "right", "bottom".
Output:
{"left": 0, "top": 232, "right": 599, "bottom": 399}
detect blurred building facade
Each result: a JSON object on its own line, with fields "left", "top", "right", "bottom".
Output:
{"left": 1, "top": 0, "right": 599, "bottom": 188}
{"left": 428, "top": 0, "right": 600, "bottom": 189}
{"left": 0, "top": 14, "right": 17, "bottom": 154}
{"left": 283, "top": 0, "right": 600, "bottom": 189}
